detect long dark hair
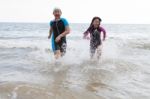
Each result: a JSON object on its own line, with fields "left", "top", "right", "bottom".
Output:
{"left": 85, "top": 17, "right": 102, "bottom": 33}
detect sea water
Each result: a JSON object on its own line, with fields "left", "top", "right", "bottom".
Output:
{"left": 0, "top": 23, "right": 150, "bottom": 99}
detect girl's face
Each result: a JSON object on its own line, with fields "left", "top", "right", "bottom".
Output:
{"left": 53, "top": 10, "right": 62, "bottom": 19}
{"left": 93, "top": 19, "right": 100, "bottom": 28}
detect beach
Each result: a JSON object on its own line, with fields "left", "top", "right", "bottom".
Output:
{"left": 0, "top": 23, "right": 150, "bottom": 99}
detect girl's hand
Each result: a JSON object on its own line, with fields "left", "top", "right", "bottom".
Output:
{"left": 83, "top": 36, "right": 90, "bottom": 40}
{"left": 86, "top": 37, "right": 90, "bottom": 40}
{"left": 48, "top": 35, "right": 51, "bottom": 39}
{"left": 103, "top": 38, "right": 105, "bottom": 41}
{"left": 55, "top": 35, "right": 62, "bottom": 42}
{"left": 83, "top": 36, "right": 86, "bottom": 39}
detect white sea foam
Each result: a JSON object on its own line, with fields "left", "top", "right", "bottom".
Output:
{"left": 0, "top": 23, "right": 150, "bottom": 99}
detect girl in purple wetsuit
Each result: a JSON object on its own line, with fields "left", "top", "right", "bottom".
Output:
{"left": 83, "top": 17, "right": 106, "bottom": 59}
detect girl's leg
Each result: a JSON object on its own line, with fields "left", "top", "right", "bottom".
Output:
{"left": 90, "top": 53, "right": 94, "bottom": 59}
{"left": 96, "top": 45, "right": 102, "bottom": 59}
{"left": 54, "top": 50, "right": 61, "bottom": 59}
{"left": 90, "top": 47, "right": 96, "bottom": 59}
{"left": 60, "top": 43, "right": 67, "bottom": 57}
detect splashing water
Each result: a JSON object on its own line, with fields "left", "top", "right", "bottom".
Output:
{"left": 0, "top": 23, "right": 150, "bottom": 99}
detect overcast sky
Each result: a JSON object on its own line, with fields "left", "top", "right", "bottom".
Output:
{"left": 0, "top": 0, "right": 150, "bottom": 24}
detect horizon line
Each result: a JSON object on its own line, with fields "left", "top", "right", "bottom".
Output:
{"left": 0, "top": 21, "right": 150, "bottom": 25}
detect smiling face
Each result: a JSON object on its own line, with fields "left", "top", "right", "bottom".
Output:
{"left": 93, "top": 18, "right": 100, "bottom": 28}
{"left": 53, "top": 8, "right": 62, "bottom": 19}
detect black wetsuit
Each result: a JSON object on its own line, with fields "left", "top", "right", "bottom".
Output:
{"left": 90, "top": 29, "right": 102, "bottom": 54}
{"left": 50, "top": 18, "right": 69, "bottom": 55}
{"left": 84, "top": 26, "right": 106, "bottom": 55}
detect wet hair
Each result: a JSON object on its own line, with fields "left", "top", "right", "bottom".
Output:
{"left": 85, "top": 17, "right": 102, "bottom": 33}
{"left": 90, "top": 17, "right": 102, "bottom": 27}
{"left": 53, "top": 7, "right": 62, "bottom": 13}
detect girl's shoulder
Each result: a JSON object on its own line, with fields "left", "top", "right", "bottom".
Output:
{"left": 99, "top": 26, "right": 106, "bottom": 33}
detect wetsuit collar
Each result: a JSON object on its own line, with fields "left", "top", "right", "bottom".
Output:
{"left": 55, "top": 18, "right": 61, "bottom": 21}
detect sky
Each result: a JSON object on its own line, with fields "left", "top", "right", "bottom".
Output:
{"left": 0, "top": 0, "right": 150, "bottom": 24}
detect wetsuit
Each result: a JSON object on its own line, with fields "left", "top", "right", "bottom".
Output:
{"left": 50, "top": 18, "right": 69, "bottom": 55}
{"left": 84, "top": 27, "right": 106, "bottom": 54}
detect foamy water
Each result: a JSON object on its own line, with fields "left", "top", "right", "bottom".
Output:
{"left": 0, "top": 23, "right": 150, "bottom": 99}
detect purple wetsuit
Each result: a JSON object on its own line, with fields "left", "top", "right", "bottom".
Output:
{"left": 84, "top": 26, "right": 106, "bottom": 54}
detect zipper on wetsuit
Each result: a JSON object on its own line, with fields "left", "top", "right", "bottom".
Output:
{"left": 56, "top": 21, "right": 60, "bottom": 35}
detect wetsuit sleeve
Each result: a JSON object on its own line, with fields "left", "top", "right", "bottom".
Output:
{"left": 100, "top": 27, "right": 106, "bottom": 40}
{"left": 61, "top": 18, "right": 69, "bottom": 27}
{"left": 83, "top": 30, "right": 89, "bottom": 38}
{"left": 83, "top": 26, "right": 91, "bottom": 37}
{"left": 50, "top": 21, "right": 53, "bottom": 27}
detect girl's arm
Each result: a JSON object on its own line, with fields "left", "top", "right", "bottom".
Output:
{"left": 48, "top": 27, "right": 52, "bottom": 39}
{"left": 83, "top": 31, "right": 89, "bottom": 39}
{"left": 55, "top": 26, "right": 70, "bottom": 42}
{"left": 83, "top": 27, "right": 91, "bottom": 39}
{"left": 100, "top": 27, "right": 106, "bottom": 41}
{"left": 48, "top": 21, "right": 53, "bottom": 39}
{"left": 59, "top": 18, "right": 70, "bottom": 37}
{"left": 59, "top": 26, "right": 70, "bottom": 37}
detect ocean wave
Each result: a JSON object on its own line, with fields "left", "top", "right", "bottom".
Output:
{"left": 0, "top": 36, "right": 45, "bottom": 40}
{"left": 0, "top": 23, "right": 150, "bottom": 99}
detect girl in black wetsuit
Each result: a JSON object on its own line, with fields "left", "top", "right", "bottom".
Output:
{"left": 83, "top": 17, "right": 106, "bottom": 59}
{"left": 48, "top": 8, "right": 70, "bottom": 59}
